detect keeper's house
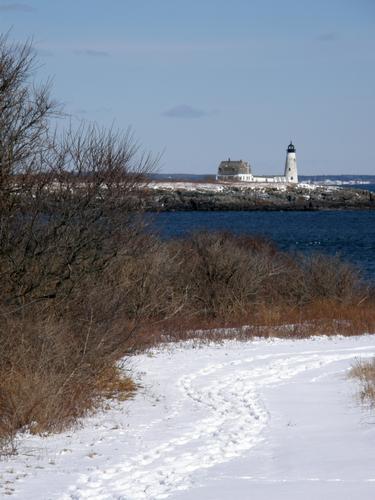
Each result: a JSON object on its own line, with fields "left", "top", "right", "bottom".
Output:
{"left": 217, "top": 142, "right": 298, "bottom": 184}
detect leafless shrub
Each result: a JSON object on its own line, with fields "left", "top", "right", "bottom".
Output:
{"left": 108, "top": 237, "right": 180, "bottom": 322}
{"left": 0, "top": 253, "right": 144, "bottom": 441}
{"left": 1, "top": 122, "right": 157, "bottom": 308}
{"left": 169, "top": 232, "right": 277, "bottom": 317}
{"left": 301, "top": 253, "right": 364, "bottom": 303}
{"left": 0, "top": 34, "right": 154, "bottom": 454}
{"left": 0, "top": 311, "right": 136, "bottom": 439}
{"left": 0, "top": 33, "right": 158, "bottom": 309}
{"left": 146, "top": 232, "right": 367, "bottom": 320}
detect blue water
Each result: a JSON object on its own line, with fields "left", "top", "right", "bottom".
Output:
{"left": 348, "top": 183, "right": 375, "bottom": 192}
{"left": 149, "top": 211, "right": 375, "bottom": 281}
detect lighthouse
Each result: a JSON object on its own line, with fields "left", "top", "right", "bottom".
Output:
{"left": 284, "top": 141, "right": 298, "bottom": 183}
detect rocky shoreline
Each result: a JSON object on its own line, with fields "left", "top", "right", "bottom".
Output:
{"left": 144, "top": 182, "right": 375, "bottom": 211}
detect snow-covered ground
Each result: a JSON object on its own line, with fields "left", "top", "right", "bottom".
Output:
{"left": 1, "top": 335, "right": 375, "bottom": 499}
{"left": 312, "top": 179, "right": 371, "bottom": 186}
{"left": 148, "top": 181, "right": 326, "bottom": 193}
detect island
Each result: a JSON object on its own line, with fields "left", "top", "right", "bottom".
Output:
{"left": 144, "top": 181, "right": 375, "bottom": 211}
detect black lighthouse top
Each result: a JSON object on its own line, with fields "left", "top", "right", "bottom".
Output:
{"left": 287, "top": 141, "right": 296, "bottom": 153}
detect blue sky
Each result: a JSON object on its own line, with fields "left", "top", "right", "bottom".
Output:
{"left": 1, "top": 0, "right": 374, "bottom": 175}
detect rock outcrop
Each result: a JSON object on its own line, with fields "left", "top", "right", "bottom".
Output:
{"left": 144, "top": 182, "right": 375, "bottom": 211}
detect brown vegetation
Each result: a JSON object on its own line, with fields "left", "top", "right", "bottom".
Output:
{"left": 3, "top": 223, "right": 374, "bottom": 454}
{"left": 0, "top": 34, "right": 152, "bottom": 454}
{"left": 1, "top": 35, "right": 374, "bottom": 455}
{"left": 350, "top": 358, "right": 375, "bottom": 405}
{"left": 114, "top": 232, "right": 375, "bottom": 348}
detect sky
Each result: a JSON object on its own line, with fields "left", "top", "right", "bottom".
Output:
{"left": 0, "top": 0, "right": 374, "bottom": 175}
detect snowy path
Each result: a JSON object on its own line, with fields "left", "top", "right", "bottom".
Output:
{"left": 1, "top": 336, "right": 375, "bottom": 499}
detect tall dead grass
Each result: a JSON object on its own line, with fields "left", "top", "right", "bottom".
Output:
{"left": 350, "top": 358, "right": 375, "bottom": 405}
{"left": 0, "top": 310, "right": 136, "bottom": 453}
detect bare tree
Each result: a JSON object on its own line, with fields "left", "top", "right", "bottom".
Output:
{"left": 0, "top": 33, "right": 58, "bottom": 205}
{"left": 0, "top": 34, "right": 158, "bottom": 308}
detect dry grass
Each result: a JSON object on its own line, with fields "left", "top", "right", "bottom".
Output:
{"left": 350, "top": 358, "right": 375, "bottom": 405}
{"left": 133, "top": 299, "right": 375, "bottom": 349}
{"left": 0, "top": 311, "right": 136, "bottom": 456}
{"left": 94, "top": 366, "right": 137, "bottom": 402}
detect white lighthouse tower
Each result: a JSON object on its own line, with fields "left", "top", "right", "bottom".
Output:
{"left": 284, "top": 141, "right": 298, "bottom": 183}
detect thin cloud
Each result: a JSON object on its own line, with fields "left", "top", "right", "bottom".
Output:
{"left": 121, "top": 41, "right": 244, "bottom": 55}
{"left": 163, "top": 104, "right": 216, "bottom": 119}
{"left": 0, "top": 3, "right": 36, "bottom": 12}
{"left": 74, "top": 49, "right": 110, "bottom": 58}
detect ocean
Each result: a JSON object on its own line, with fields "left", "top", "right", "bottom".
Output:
{"left": 351, "top": 183, "right": 375, "bottom": 192}
{"left": 149, "top": 209, "right": 375, "bottom": 281}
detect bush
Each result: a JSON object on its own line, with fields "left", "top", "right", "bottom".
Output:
{"left": 0, "top": 310, "right": 136, "bottom": 441}
{"left": 0, "top": 34, "right": 151, "bottom": 453}
{"left": 168, "top": 232, "right": 277, "bottom": 317}
{"left": 145, "top": 232, "right": 366, "bottom": 319}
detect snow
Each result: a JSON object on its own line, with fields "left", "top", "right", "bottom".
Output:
{"left": 149, "top": 181, "right": 227, "bottom": 192}
{"left": 1, "top": 335, "right": 375, "bottom": 499}
{"left": 148, "top": 181, "right": 326, "bottom": 193}
{"left": 312, "top": 179, "right": 371, "bottom": 186}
